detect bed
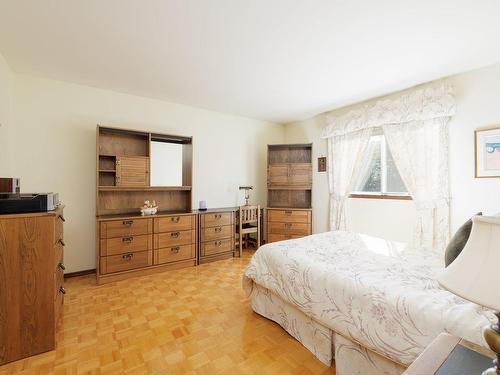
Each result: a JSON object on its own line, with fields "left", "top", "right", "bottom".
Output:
{"left": 242, "top": 231, "right": 495, "bottom": 375}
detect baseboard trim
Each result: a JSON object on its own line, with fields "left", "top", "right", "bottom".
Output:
{"left": 64, "top": 269, "right": 96, "bottom": 279}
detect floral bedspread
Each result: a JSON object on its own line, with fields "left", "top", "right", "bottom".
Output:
{"left": 242, "top": 231, "right": 494, "bottom": 365}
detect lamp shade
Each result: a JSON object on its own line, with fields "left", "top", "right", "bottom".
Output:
{"left": 438, "top": 215, "right": 500, "bottom": 311}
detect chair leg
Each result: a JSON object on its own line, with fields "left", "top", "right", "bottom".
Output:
{"left": 239, "top": 231, "right": 243, "bottom": 258}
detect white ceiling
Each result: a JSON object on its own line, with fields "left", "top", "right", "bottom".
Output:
{"left": 1, "top": 1, "right": 500, "bottom": 123}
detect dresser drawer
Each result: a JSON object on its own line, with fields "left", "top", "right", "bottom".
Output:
{"left": 54, "top": 242, "right": 64, "bottom": 270}
{"left": 154, "top": 215, "right": 196, "bottom": 233}
{"left": 55, "top": 215, "right": 64, "bottom": 241}
{"left": 201, "top": 225, "right": 233, "bottom": 242}
{"left": 100, "top": 218, "right": 153, "bottom": 239}
{"left": 154, "top": 230, "right": 195, "bottom": 249}
{"left": 267, "top": 209, "right": 311, "bottom": 223}
{"left": 100, "top": 234, "right": 152, "bottom": 256}
{"left": 154, "top": 244, "right": 196, "bottom": 265}
{"left": 100, "top": 250, "right": 153, "bottom": 274}
{"left": 200, "top": 238, "right": 234, "bottom": 256}
{"left": 200, "top": 212, "right": 233, "bottom": 228}
{"left": 267, "top": 234, "right": 304, "bottom": 243}
{"left": 267, "top": 222, "right": 311, "bottom": 236}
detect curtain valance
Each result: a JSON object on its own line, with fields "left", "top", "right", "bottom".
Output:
{"left": 321, "top": 84, "right": 456, "bottom": 138}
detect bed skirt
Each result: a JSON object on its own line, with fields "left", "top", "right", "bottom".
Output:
{"left": 250, "top": 283, "right": 407, "bottom": 375}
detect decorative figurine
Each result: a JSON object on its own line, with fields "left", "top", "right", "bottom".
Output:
{"left": 140, "top": 200, "right": 158, "bottom": 216}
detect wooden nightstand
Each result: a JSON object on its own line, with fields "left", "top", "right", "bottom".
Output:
{"left": 404, "top": 333, "right": 495, "bottom": 375}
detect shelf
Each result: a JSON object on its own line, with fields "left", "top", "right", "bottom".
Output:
{"left": 98, "top": 186, "right": 192, "bottom": 192}
{"left": 99, "top": 169, "right": 116, "bottom": 173}
{"left": 267, "top": 186, "right": 312, "bottom": 190}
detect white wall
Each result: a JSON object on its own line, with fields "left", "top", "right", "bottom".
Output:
{"left": 11, "top": 75, "right": 284, "bottom": 272}
{"left": 285, "top": 63, "right": 500, "bottom": 242}
{"left": 0, "top": 52, "right": 14, "bottom": 175}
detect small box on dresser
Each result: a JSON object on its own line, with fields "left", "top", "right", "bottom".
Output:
{"left": 0, "top": 205, "right": 65, "bottom": 366}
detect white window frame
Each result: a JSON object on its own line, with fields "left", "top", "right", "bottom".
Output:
{"left": 350, "top": 134, "right": 411, "bottom": 200}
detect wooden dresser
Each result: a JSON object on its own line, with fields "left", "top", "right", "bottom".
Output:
{"left": 266, "top": 208, "right": 312, "bottom": 243}
{"left": 96, "top": 125, "right": 197, "bottom": 284}
{"left": 199, "top": 209, "right": 236, "bottom": 264}
{"left": 266, "top": 144, "right": 313, "bottom": 243}
{"left": 97, "top": 212, "right": 197, "bottom": 284}
{"left": 0, "top": 206, "right": 65, "bottom": 365}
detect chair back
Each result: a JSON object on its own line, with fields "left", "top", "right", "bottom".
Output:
{"left": 239, "top": 205, "right": 260, "bottom": 224}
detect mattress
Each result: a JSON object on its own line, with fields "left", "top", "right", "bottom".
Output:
{"left": 242, "top": 231, "right": 495, "bottom": 365}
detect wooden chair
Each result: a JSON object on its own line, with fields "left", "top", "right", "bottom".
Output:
{"left": 237, "top": 205, "right": 261, "bottom": 257}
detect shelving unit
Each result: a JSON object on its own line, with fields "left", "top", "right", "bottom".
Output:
{"left": 96, "top": 126, "right": 193, "bottom": 216}
{"left": 266, "top": 144, "right": 313, "bottom": 243}
{"left": 95, "top": 125, "right": 196, "bottom": 284}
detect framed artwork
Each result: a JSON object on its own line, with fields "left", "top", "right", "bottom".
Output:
{"left": 475, "top": 126, "right": 500, "bottom": 178}
{"left": 318, "top": 156, "right": 327, "bottom": 172}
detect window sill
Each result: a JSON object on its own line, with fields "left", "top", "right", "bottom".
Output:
{"left": 349, "top": 193, "right": 413, "bottom": 201}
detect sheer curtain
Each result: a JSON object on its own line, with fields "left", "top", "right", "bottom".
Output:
{"left": 383, "top": 118, "right": 451, "bottom": 251}
{"left": 322, "top": 84, "right": 455, "bottom": 252}
{"left": 327, "top": 128, "right": 372, "bottom": 230}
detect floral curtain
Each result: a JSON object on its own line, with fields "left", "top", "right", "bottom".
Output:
{"left": 323, "top": 83, "right": 455, "bottom": 251}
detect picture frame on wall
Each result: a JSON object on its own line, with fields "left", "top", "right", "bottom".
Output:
{"left": 475, "top": 126, "right": 500, "bottom": 178}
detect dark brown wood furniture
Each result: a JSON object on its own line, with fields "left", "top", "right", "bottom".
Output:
{"left": 266, "top": 144, "right": 312, "bottom": 243}
{"left": 403, "top": 333, "right": 494, "bottom": 375}
{"left": 96, "top": 125, "right": 195, "bottom": 284}
{"left": 198, "top": 208, "right": 236, "bottom": 264}
{"left": 0, "top": 206, "right": 65, "bottom": 365}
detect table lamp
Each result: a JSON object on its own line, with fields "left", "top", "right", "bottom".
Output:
{"left": 438, "top": 215, "right": 500, "bottom": 375}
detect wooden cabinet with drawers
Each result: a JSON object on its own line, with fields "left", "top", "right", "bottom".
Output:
{"left": 97, "top": 213, "right": 197, "bottom": 284}
{"left": 266, "top": 144, "right": 313, "bottom": 243}
{"left": 153, "top": 214, "right": 197, "bottom": 266}
{"left": 266, "top": 208, "right": 312, "bottom": 243}
{"left": 198, "top": 210, "right": 235, "bottom": 264}
{"left": 0, "top": 206, "right": 65, "bottom": 366}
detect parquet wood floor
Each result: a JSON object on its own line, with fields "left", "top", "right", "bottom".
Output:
{"left": 0, "top": 251, "right": 332, "bottom": 375}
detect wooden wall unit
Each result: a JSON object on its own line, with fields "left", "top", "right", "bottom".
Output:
{"left": 0, "top": 206, "right": 65, "bottom": 365}
{"left": 266, "top": 144, "right": 313, "bottom": 243}
{"left": 96, "top": 125, "right": 196, "bottom": 284}
{"left": 198, "top": 209, "right": 236, "bottom": 264}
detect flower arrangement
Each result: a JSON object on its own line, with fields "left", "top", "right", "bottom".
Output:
{"left": 140, "top": 200, "right": 158, "bottom": 216}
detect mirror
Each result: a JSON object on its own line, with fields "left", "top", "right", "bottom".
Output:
{"left": 150, "top": 141, "right": 183, "bottom": 186}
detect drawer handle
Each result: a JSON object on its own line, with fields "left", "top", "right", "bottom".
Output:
{"left": 122, "top": 236, "right": 134, "bottom": 243}
{"left": 58, "top": 215, "right": 66, "bottom": 222}
{"left": 59, "top": 286, "right": 66, "bottom": 295}
{"left": 215, "top": 240, "right": 222, "bottom": 247}
{"left": 171, "top": 217, "right": 180, "bottom": 223}
{"left": 122, "top": 220, "right": 133, "bottom": 226}
{"left": 122, "top": 253, "right": 134, "bottom": 261}
{"left": 171, "top": 231, "right": 180, "bottom": 238}
{"left": 171, "top": 246, "right": 180, "bottom": 253}
{"left": 215, "top": 227, "right": 222, "bottom": 233}
{"left": 285, "top": 223, "right": 292, "bottom": 228}
{"left": 58, "top": 239, "right": 65, "bottom": 246}
{"left": 58, "top": 262, "right": 66, "bottom": 271}
{"left": 284, "top": 210, "right": 293, "bottom": 215}
{"left": 214, "top": 214, "right": 222, "bottom": 219}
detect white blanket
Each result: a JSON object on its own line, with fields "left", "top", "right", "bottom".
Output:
{"left": 242, "top": 231, "right": 495, "bottom": 365}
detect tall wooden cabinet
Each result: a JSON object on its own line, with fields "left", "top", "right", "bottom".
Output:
{"left": 266, "top": 144, "right": 312, "bottom": 243}
{"left": 0, "top": 206, "right": 65, "bottom": 365}
{"left": 96, "top": 126, "right": 195, "bottom": 284}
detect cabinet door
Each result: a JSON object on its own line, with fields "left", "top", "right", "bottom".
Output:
{"left": 289, "top": 163, "right": 312, "bottom": 187}
{"left": 268, "top": 164, "right": 289, "bottom": 187}
{"left": 116, "top": 156, "right": 149, "bottom": 187}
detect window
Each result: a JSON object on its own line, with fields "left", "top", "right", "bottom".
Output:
{"left": 351, "top": 131, "right": 410, "bottom": 199}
